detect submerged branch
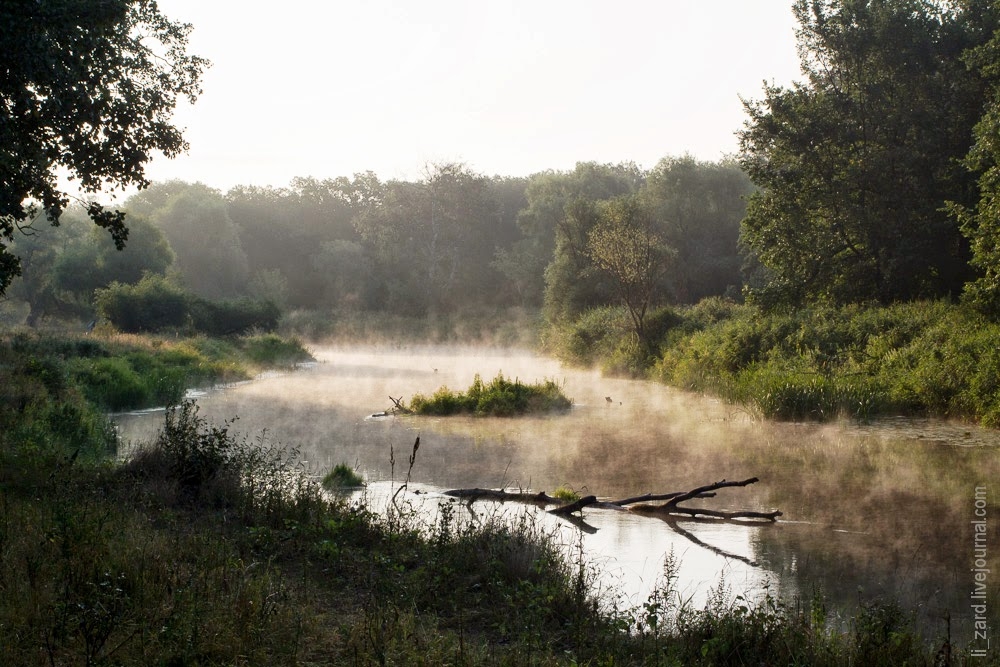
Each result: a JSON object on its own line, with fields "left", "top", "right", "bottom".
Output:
{"left": 442, "top": 477, "right": 780, "bottom": 523}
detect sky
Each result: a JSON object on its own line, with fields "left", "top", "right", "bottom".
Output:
{"left": 144, "top": 1, "right": 804, "bottom": 191}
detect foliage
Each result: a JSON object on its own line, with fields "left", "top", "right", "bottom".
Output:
{"left": 739, "top": 0, "right": 991, "bottom": 307}
{"left": 239, "top": 332, "right": 312, "bottom": 367}
{"left": 0, "top": 0, "right": 208, "bottom": 296}
{"left": 642, "top": 299, "right": 1000, "bottom": 425}
{"left": 354, "top": 163, "right": 516, "bottom": 314}
{"left": 322, "top": 463, "right": 364, "bottom": 490}
{"left": 6, "top": 208, "right": 175, "bottom": 325}
{"left": 644, "top": 156, "right": 754, "bottom": 303}
{"left": 138, "top": 182, "right": 252, "bottom": 300}
{"left": 587, "top": 194, "right": 675, "bottom": 351}
{"left": 0, "top": 336, "right": 118, "bottom": 463}
{"left": 95, "top": 274, "right": 190, "bottom": 333}
{"left": 189, "top": 296, "right": 281, "bottom": 337}
{"left": 552, "top": 485, "right": 581, "bottom": 502}
{"left": 955, "top": 2, "right": 1000, "bottom": 317}
{"left": 96, "top": 274, "right": 283, "bottom": 337}
{"left": 409, "top": 372, "right": 572, "bottom": 417}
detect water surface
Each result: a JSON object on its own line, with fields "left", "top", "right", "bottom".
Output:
{"left": 115, "top": 344, "right": 999, "bottom": 637}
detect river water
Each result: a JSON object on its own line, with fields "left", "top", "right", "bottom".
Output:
{"left": 114, "top": 344, "right": 999, "bottom": 639}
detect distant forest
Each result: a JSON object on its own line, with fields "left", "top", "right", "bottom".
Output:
{"left": 3, "top": 156, "right": 752, "bottom": 328}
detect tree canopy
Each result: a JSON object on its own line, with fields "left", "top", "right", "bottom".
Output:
{"left": 739, "top": 0, "right": 992, "bottom": 307}
{"left": 0, "top": 0, "right": 208, "bottom": 295}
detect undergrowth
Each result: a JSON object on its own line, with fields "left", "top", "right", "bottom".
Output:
{"left": 556, "top": 299, "right": 1000, "bottom": 425}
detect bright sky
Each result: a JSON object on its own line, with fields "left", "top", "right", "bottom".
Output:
{"left": 145, "top": 1, "right": 803, "bottom": 191}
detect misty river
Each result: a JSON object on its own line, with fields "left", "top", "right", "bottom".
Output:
{"left": 114, "top": 345, "right": 999, "bottom": 638}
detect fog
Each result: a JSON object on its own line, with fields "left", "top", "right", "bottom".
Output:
{"left": 115, "top": 344, "right": 1000, "bottom": 633}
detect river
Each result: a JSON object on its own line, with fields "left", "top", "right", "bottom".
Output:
{"left": 114, "top": 344, "right": 999, "bottom": 640}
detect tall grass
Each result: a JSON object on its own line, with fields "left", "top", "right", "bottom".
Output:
{"left": 409, "top": 372, "right": 573, "bottom": 416}
{"left": 1, "top": 330, "right": 313, "bottom": 413}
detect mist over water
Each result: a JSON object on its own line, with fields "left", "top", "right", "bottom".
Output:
{"left": 115, "top": 344, "right": 1000, "bottom": 633}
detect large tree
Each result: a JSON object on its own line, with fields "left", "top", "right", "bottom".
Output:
{"left": 739, "top": 0, "right": 989, "bottom": 307}
{"left": 587, "top": 194, "right": 674, "bottom": 351}
{"left": 0, "top": 0, "right": 208, "bottom": 295}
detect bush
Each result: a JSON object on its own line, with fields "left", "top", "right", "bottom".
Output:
{"left": 240, "top": 333, "right": 312, "bottom": 367}
{"left": 95, "top": 274, "right": 189, "bottom": 333}
{"left": 189, "top": 297, "right": 281, "bottom": 336}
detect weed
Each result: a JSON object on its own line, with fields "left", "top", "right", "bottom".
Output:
{"left": 322, "top": 463, "right": 364, "bottom": 491}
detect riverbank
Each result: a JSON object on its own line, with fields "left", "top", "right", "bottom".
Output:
{"left": 547, "top": 298, "right": 1000, "bottom": 427}
{"left": 1, "top": 328, "right": 995, "bottom": 664}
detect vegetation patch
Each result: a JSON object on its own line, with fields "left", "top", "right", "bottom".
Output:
{"left": 551, "top": 299, "right": 1000, "bottom": 425}
{"left": 322, "top": 462, "right": 364, "bottom": 490}
{"left": 408, "top": 372, "right": 572, "bottom": 417}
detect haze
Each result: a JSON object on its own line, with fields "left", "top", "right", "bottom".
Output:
{"left": 147, "top": 0, "right": 801, "bottom": 190}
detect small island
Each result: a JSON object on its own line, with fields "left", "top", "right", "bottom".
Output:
{"left": 407, "top": 372, "right": 572, "bottom": 417}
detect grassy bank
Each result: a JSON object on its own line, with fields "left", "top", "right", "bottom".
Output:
{"left": 549, "top": 299, "right": 1000, "bottom": 426}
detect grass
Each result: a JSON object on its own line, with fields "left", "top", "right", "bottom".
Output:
{"left": 321, "top": 462, "right": 364, "bottom": 490}
{"left": 1, "top": 329, "right": 313, "bottom": 413}
{"left": 409, "top": 372, "right": 573, "bottom": 417}
{"left": 552, "top": 484, "right": 581, "bottom": 502}
{"left": 555, "top": 299, "right": 1000, "bottom": 426}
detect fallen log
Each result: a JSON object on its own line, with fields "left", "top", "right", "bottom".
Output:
{"left": 609, "top": 491, "right": 716, "bottom": 506}
{"left": 549, "top": 495, "right": 598, "bottom": 515}
{"left": 444, "top": 488, "right": 555, "bottom": 504}
{"left": 442, "top": 477, "right": 780, "bottom": 523}
{"left": 631, "top": 477, "right": 782, "bottom": 522}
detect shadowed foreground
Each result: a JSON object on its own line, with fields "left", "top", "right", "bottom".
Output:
{"left": 0, "top": 401, "right": 990, "bottom": 666}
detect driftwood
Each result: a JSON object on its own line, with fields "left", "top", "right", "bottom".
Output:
{"left": 443, "top": 477, "right": 781, "bottom": 523}
{"left": 388, "top": 395, "right": 412, "bottom": 414}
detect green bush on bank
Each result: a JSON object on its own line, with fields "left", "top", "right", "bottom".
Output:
{"left": 558, "top": 300, "right": 1000, "bottom": 425}
{"left": 95, "top": 274, "right": 282, "bottom": 336}
{"left": 409, "top": 372, "right": 573, "bottom": 417}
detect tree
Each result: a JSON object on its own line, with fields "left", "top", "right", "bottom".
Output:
{"left": 953, "top": 0, "right": 1000, "bottom": 316}
{"left": 643, "top": 156, "right": 753, "bottom": 303}
{"left": 509, "top": 163, "right": 644, "bottom": 309}
{"left": 6, "top": 206, "right": 173, "bottom": 324}
{"left": 739, "top": 0, "right": 988, "bottom": 307}
{"left": 0, "top": 0, "right": 208, "bottom": 295}
{"left": 354, "top": 163, "right": 504, "bottom": 314}
{"left": 134, "top": 183, "right": 250, "bottom": 300}
{"left": 587, "top": 195, "right": 675, "bottom": 350}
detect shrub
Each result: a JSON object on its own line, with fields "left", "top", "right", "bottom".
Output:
{"left": 240, "top": 333, "right": 313, "bottom": 367}
{"left": 95, "top": 274, "right": 189, "bottom": 333}
{"left": 189, "top": 297, "right": 281, "bottom": 336}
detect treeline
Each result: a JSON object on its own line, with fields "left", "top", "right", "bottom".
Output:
{"left": 2, "top": 157, "right": 751, "bottom": 333}
{"left": 9, "top": 0, "right": 1000, "bottom": 356}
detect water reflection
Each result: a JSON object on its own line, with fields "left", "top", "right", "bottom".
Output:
{"left": 114, "top": 345, "right": 999, "bottom": 638}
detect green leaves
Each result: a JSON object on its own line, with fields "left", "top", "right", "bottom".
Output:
{"left": 1, "top": 0, "right": 208, "bottom": 295}
{"left": 740, "top": 0, "right": 989, "bottom": 307}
